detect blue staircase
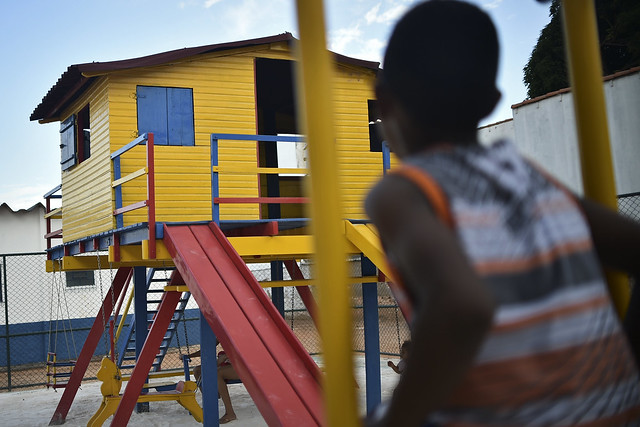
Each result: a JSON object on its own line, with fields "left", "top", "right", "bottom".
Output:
{"left": 116, "top": 267, "right": 192, "bottom": 374}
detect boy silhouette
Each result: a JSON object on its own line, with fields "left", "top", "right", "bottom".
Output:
{"left": 366, "top": 1, "right": 640, "bottom": 425}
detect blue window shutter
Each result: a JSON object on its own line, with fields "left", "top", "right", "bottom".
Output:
{"left": 60, "top": 115, "right": 76, "bottom": 171}
{"left": 167, "top": 88, "right": 195, "bottom": 146}
{"left": 137, "top": 86, "right": 168, "bottom": 145}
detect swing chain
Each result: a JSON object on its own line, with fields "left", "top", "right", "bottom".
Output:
{"left": 108, "top": 259, "right": 118, "bottom": 363}
{"left": 182, "top": 296, "right": 191, "bottom": 355}
{"left": 96, "top": 249, "right": 110, "bottom": 357}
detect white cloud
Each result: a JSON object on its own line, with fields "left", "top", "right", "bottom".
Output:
{"left": 329, "top": 25, "right": 362, "bottom": 54}
{"left": 204, "top": 0, "right": 223, "bottom": 8}
{"left": 365, "top": 2, "right": 409, "bottom": 25}
{"left": 365, "top": 3, "right": 382, "bottom": 25}
{"left": 358, "top": 38, "right": 386, "bottom": 63}
{"left": 482, "top": 0, "right": 504, "bottom": 10}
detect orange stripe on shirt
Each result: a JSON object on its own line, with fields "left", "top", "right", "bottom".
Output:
{"left": 474, "top": 238, "right": 593, "bottom": 275}
{"left": 493, "top": 294, "right": 610, "bottom": 333}
{"left": 445, "top": 334, "right": 635, "bottom": 408}
{"left": 390, "top": 165, "right": 455, "bottom": 228}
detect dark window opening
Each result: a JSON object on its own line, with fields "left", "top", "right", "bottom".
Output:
{"left": 368, "top": 99, "right": 383, "bottom": 152}
{"left": 137, "top": 86, "right": 195, "bottom": 146}
{"left": 65, "top": 270, "right": 95, "bottom": 288}
{"left": 255, "top": 58, "right": 305, "bottom": 219}
{"left": 77, "top": 104, "right": 90, "bottom": 163}
{"left": 59, "top": 104, "right": 91, "bottom": 171}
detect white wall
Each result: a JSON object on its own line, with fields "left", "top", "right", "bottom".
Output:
{"left": 482, "top": 69, "right": 640, "bottom": 196}
{"left": 478, "top": 119, "right": 515, "bottom": 146}
{"left": 0, "top": 203, "right": 60, "bottom": 254}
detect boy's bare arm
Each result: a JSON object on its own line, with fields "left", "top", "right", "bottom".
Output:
{"left": 387, "top": 361, "right": 400, "bottom": 374}
{"left": 366, "top": 175, "right": 495, "bottom": 426}
{"left": 579, "top": 197, "right": 640, "bottom": 363}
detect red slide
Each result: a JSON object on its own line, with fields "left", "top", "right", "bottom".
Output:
{"left": 163, "top": 223, "right": 323, "bottom": 426}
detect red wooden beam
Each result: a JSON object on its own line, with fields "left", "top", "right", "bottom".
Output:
{"left": 112, "top": 234, "right": 120, "bottom": 263}
{"left": 284, "top": 260, "right": 319, "bottom": 323}
{"left": 44, "top": 229, "right": 63, "bottom": 239}
{"left": 49, "top": 267, "right": 133, "bottom": 425}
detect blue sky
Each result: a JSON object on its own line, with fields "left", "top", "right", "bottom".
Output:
{"left": 0, "top": 0, "right": 551, "bottom": 210}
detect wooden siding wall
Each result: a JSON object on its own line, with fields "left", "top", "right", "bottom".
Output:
{"left": 60, "top": 77, "right": 113, "bottom": 242}
{"left": 332, "top": 64, "right": 380, "bottom": 219}
{"left": 108, "top": 49, "right": 262, "bottom": 228}
{"left": 60, "top": 43, "right": 389, "bottom": 242}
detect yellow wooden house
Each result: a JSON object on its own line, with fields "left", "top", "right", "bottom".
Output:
{"left": 32, "top": 33, "right": 387, "bottom": 267}
{"left": 33, "top": 33, "right": 397, "bottom": 426}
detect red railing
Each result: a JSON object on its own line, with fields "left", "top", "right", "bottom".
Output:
{"left": 44, "top": 184, "right": 63, "bottom": 259}
{"left": 210, "top": 133, "right": 309, "bottom": 223}
{"left": 110, "top": 133, "right": 156, "bottom": 260}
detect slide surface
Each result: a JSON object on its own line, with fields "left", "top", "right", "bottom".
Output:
{"left": 163, "top": 223, "right": 322, "bottom": 427}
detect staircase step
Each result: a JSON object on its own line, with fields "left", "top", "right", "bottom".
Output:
{"left": 120, "top": 361, "right": 160, "bottom": 370}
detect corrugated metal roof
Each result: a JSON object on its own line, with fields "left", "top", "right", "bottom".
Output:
{"left": 30, "top": 32, "right": 380, "bottom": 123}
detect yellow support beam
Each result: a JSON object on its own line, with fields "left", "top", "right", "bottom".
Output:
{"left": 260, "top": 275, "right": 379, "bottom": 288}
{"left": 562, "top": 0, "right": 629, "bottom": 316}
{"left": 295, "top": 1, "right": 358, "bottom": 425}
{"left": 227, "top": 235, "right": 314, "bottom": 258}
{"left": 343, "top": 221, "right": 395, "bottom": 280}
{"left": 46, "top": 234, "right": 366, "bottom": 271}
{"left": 108, "top": 244, "right": 173, "bottom": 266}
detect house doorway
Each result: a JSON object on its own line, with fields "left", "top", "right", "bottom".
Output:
{"left": 255, "top": 58, "right": 306, "bottom": 219}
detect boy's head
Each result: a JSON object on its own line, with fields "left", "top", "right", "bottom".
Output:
{"left": 377, "top": 0, "right": 500, "bottom": 155}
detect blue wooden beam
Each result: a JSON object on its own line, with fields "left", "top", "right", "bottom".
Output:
{"left": 361, "top": 255, "right": 381, "bottom": 414}
{"left": 133, "top": 266, "right": 149, "bottom": 413}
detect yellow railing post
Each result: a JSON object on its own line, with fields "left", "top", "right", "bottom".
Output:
{"left": 562, "top": 0, "right": 629, "bottom": 316}
{"left": 294, "top": 1, "right": 358, "bottom": 426}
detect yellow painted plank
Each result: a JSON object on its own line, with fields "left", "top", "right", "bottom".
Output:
{"left": 44, "top": 207, "right": 62, "bottom": 219}
{"left": 164, "top": 285, "right": 189, "bottom": 292}
{"left": 112, "top": 167, "right": 147, "bottom": 187}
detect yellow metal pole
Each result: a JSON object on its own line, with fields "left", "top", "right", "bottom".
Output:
{"left": 115, "top": 287, "right": 134, "bottom": 342}
{"left": 562, "top": 0, "right": 629, "bottom": 315}
{"left": 294, "top": 1, "right": 358, "bottom": 426}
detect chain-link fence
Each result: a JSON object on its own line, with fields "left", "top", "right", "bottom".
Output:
{"left": 0, "top": 253, "right": 407, "bottom": 393}
{"left": 618, "top": 192, "right": 640, "bottom": 222}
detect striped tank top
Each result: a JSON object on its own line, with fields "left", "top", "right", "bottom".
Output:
{"left": 394, "top": 140, "right": 640, "bottom": 426}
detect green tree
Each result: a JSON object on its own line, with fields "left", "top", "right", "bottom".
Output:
{"left": 523, "top": 0, "right": 640, "bottom": 99}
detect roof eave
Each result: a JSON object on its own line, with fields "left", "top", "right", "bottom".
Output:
{"left": 31, "top": 32, "right": 380, "bottom": 123}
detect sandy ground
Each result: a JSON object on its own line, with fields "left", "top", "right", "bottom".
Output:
{"left": 1, "top": 355, "right": 400, "bottom": 426}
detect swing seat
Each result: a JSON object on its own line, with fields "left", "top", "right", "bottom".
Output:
{"left": 88, "top": 357, "right": 203, "bottom": 427}
{"left": 46, "top": 352, "right": 75, "bottom": 390}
